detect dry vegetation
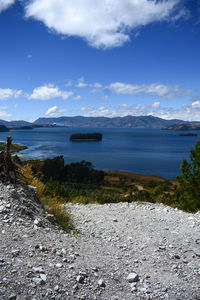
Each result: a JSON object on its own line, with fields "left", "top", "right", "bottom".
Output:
{"left": 0, "top": 142, "right": 27, "bottom": 153}
{"left": 18, "top": 164, "right": 73, "bottom": 232}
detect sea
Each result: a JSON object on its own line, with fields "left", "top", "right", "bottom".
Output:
{"left": 0, "top": 127, "right": 199, "bottom": 179}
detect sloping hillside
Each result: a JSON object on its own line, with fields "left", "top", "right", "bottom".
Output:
{"left": 0, "top": 181, "right": 200, "bottom": 299}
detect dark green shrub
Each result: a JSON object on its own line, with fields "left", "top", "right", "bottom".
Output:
{"left": 43, "top": 180, "right": 69, "bottom": 199}
{"left": 41, "top": 156, "right": 65, "bottom": 182}
{"left": 173, "top": 139, "right": 200, "bottom": 212}
{"left": 133, "top": 190, "right": 153, "bottom": 202}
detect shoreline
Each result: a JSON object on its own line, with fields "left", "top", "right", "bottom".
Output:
{"left": 0, "top": 142, "right": 27, "bottom": 153}
{"left": 1, "top": 140, "right": 174, "bottom": 182}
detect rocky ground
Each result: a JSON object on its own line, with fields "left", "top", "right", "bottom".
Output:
{"left": 0, "top": 181, "right": 200, "bottom": 300}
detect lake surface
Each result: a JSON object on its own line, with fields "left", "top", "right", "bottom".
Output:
{"left": 0, "top": 127, "right": 199, "bottom": 179}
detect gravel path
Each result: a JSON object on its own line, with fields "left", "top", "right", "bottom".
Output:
{"left": 0, "top": 181, "right": 200, "bottom": 300}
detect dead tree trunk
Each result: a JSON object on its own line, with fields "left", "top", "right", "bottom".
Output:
{"left": 0, "top": 136, "right": 16, "bottom": 183}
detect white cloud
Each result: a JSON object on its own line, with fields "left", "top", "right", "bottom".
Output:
{"left": 76, "top": 77, "right": 88, "bottom": 88}
{"left": 0, "top": 106, "right": 11, "bottom": 120}
{"left": 77, "top": 101, "right": 200, "bottom": 121}
{"left": 107, "top": 82, "right": 192, "bottom": 99}
{"left": 73, "top": 95, "right": 82, "bottom": 100}
{"left": 0, "top": 111, "right": 11, "bottom": 119}
{"left": 191, "top": 100, "right": 200, "bottom": 108}
{"left": 45, "top": 106, "right": 66, "bottom": 116}
{"left": 0, "top": 88, "right": 22, "bottom": 100}
{"left": 0, "top": 0, "right": 14, "bottom": 13}
{"left": 98, "top": 106, "right": 105, "bottom": 110}
{"left": 27, "top": 84, "right": 73, "bottom": 100}
{"left": 155, "top": 104, "right": 200, "bottom": 121}
{"left": 152, "top": 102, "right": 160, "bottom": 109}
{"left": 25, "top": 0, "right": 183, "bottom": 48}
{"left": 93, "top": 82, "right": 102, "bottom": 88}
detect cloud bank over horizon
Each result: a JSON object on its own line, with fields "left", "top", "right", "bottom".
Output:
{"left": 1, "top": 78, "right": 200, "bottom": 121}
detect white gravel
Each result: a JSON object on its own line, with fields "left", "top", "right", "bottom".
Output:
{"left": 0, "top": 181, "right": 200, "bottom": 300}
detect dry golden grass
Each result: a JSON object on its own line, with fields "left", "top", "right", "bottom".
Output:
{"left": 18, "top": 164, "right": 73, "bottom": 232}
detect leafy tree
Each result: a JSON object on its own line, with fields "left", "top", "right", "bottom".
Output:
{"left": 175, "top": 139, "right": 200, "bottom": 212}
{"left": 39, "top": 157, "right": 104, "bottom": 184}
{"left": 41, "top": 156, "right": 65, "bottom": 182}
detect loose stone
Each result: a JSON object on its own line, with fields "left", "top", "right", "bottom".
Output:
{"left": 98, "top": 279, "right": 106, "bottom": 287}
{"left": 127, "top": 273, "right": 139, "bottom": 283}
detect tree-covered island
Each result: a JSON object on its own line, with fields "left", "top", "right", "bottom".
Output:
{"left": 70, "top": 133, "right": 102, "bottom": 141}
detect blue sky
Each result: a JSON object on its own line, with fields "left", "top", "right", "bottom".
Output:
{"left": 0, "top": 0, "right": 200, "bottom": 121}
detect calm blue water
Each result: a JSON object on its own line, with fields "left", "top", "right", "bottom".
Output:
{"left": 0, "top": 127, "right": 199, "bottom": 179}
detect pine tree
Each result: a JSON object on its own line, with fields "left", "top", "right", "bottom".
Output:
{"left": 175, "top": 139, "right": 200, "bottom": 212}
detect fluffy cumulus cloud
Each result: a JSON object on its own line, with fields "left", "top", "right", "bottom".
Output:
{"left": 45, "top": 106, "right": 66, "bottom": 116}
{"left": 107, "top": 82, "right": 192, "bottom": 99}
{"left": 0, "top": 88, "right": 22, "bottom": 100}
{"left": 0, "top": 0, "right": 15, "bottom": 13}
{"left": 25, "top": 0, "right": 183, "bottom": 48}
{"left": 27, "top": 84, "right": 73, "bottom": 100}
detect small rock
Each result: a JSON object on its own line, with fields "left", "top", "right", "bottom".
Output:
{"left": 54, "top": 285, "right": 59, "bottom": 291}
{"left": 39, "top": 245, "right": 46, "bottom": 252}
{"left": 32, "top": 277, "right": 45, "bottom": 285}
{"left": 69, "top": 265, "right": 74, "bottom": 269}
{"left": 33, "top": 267, "right": 44, "bottom": 273}
{"left": 34, "top": 219, "right": 40, "bottom": 226}
{"left": 63, "top": 258, "right": 68, "bottom": 262}
{"left": 131, "top": 282, "right": 137, "bottom": 288}
{"left": 131, "top": 286, "right": 137, "bottom": 292}
{"left": 127, "top": 273, "right": 139, "bottom": 283}
{"left": 40, "top": 274, "right": 47, "bottom": 282}
{"left": 0, "top": 205, "right": 6, "bottom": 213}
{"left": 28, "top": 185, "right": 37, "bottom": 192}
{"left": 8, "top": 295, "right": 17, "bottom": 300}
{"left": 76, "top": 275, "right": 84, "bottom": 284}
{"left": 159, "top": 246, "right": 166, "bottom": 250}
{"left": 56, "top": 263, "right": 63, "bottom": 268}
{"left": 61, "top": 248, "right": 67, "bottom": 255}
{"left": 139, "top": 287, "right": 147, "bottom": 293}
{"left": 98, "top": 279, "right": 106, "bottom": 287}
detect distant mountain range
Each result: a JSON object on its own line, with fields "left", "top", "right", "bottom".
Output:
{"left": 33, "top": 115, "right": 189, "bottom": 128}
{"left": 0, "top": 115, "right": 199, "bottom": 129}
{"left": 0, "top": 119, "right": 32, "bottom": 128}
